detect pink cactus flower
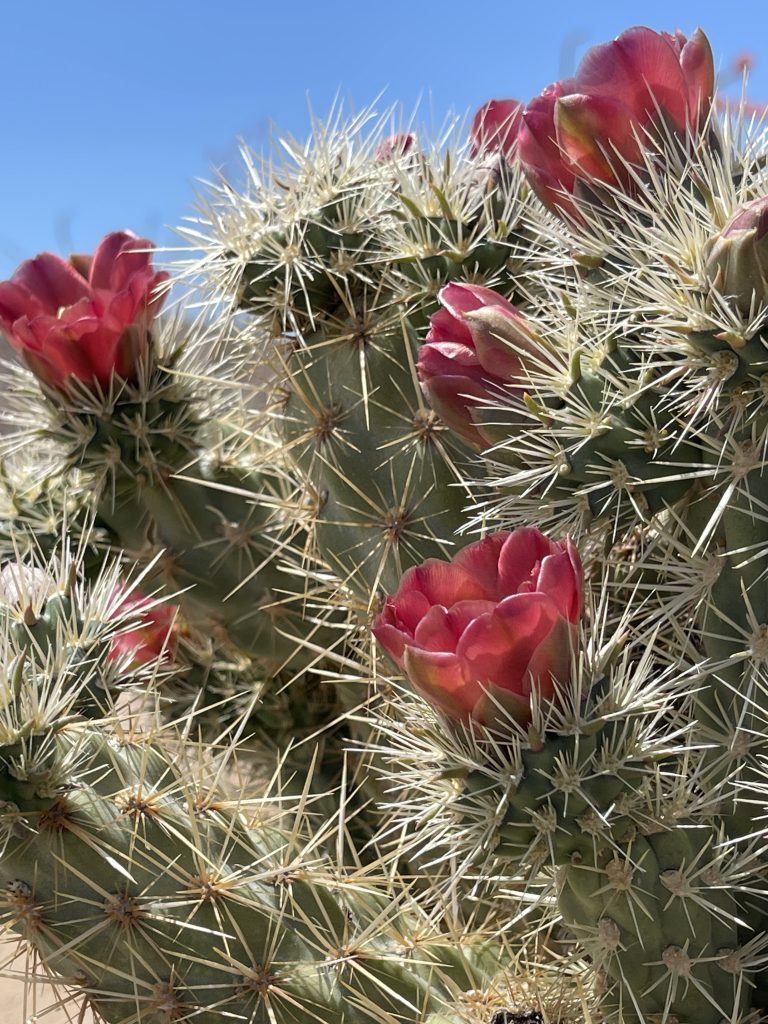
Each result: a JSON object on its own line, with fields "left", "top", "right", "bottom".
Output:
{"left": 417, "top": 282, "right": 542, "bottom": 447}
{"left": 373, "top": 528, "right": 583, "bottom": 727}
{"left": 0, "top": 231, "right": 168, "bottom": 390}
{"left": 470, "top": 99, "right": 523, "bottom": 157}
{"left": 518, "top": 26, "right": 714, "bottom": 217}
{"left": 109, "top": 587, "right": 179, "bottom": 668}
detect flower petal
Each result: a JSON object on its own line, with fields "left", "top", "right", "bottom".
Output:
{"left": 535, "top": 540, "right": 583, "bottom": 622}
{"left": 470, "top": 99, "right": 523, "bottom": 156}
{"left": 464, "top": 305, "right": 530, "bottom": 380}
{"left": 679, "top": 28, "right": 714, "bottom": 127}
{"left": 374, "top": 528, "right": 584, "bottom": 728}
{"left": 497, "top": 528, "right": 559, "bottom": 594}
{"left": 381, "top": 558, "right": 490, "bottom": 638}
{"left": 108, "top": 586, "right": 178, "bottom": 667}
{"left": 421, "top": 373, "right": 492, "bottom": 447}
{"left": 413, "top": 604, "right": 459, "bottom": 653}
{"left": 418, "top": 340, "right": 486, "bottom": 382}
{"left": 385, "top": 588, "right": 432, "bottom": 636}
{"left": 426, "top": 306, "right": 474, "bottom": 348}
{"left": 0, "top": 281, "right": 45, "bottom": 329}
{"left": 519, "top": 85, "right": 578, "bottom": 197}
{"left": 413, "top": 599, "right": 497, "bottom": 652}
{"left": 456, "top": 592, "right": 562, "bottom": 694}
{"left": 725, "top": 197, "right": 768, "bottom": 237}
{"left": 90, "top": 231, "right": 150, "bottom": 290}
{"left": 403, "top": 647, "right": 482, "bottom": 719}
{"left": 13, "top": 253, "right": 91, "bottom": 314}
{"left": 520, "top": 161, "right": 580, "bottom": 221}
{"left": 555, "top": 93, "right": 642, "bottom": 183}
{"left": 452, "top": 533, "right": 513, "bottom": 597}
{"left": 438, "top": 282, "right": 517, "bottom": 320}
{"left": 576, "top": 26, "right": 688, "bottom": 131}
{"left": 524, "top": 617, "right": 575, "bottom": 698}
{"left": 372, "top": 621, "right": 410, "bottom": 667}
{"left": 405, "top": 558, "right": 492, "bottom": 607}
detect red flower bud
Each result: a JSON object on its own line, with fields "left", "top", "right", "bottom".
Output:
{"left": 417, "top": 282, "right": 542, "bottom": 447}
{"left": 470, "top": 99, "right": 523, "bottom": 157}
{"left": 0, "top": 231, "right": 168, "bottom": 391}
{"left": 519, "top": 26, "right": 714, "bottom": 217}
{"left": 108, "top": 587, "right": 179, "bottom": 668}
{"left": 373, "top": 528, "right": 583, "bottom": 727}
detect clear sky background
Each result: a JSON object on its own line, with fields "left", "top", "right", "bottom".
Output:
{"left": 1, "top": 0, "right": 766, "bottom": 277}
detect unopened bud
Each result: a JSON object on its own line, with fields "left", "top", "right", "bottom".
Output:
{"left": 706, "top": 197, "right": 768, "bottom": 317}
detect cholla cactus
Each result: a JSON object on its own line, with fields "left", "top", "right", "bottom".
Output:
{"left": 0, "top": 546, "right": 537, "bottom": 1024}
{"left": 3, "top": 18, "right": 768, "bottom": 1024}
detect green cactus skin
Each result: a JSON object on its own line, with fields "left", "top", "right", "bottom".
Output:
{"left": 132, "top": 459, "right": 344, "bottom": 672}
{"left": 538, "top": 344, "right": 702, "bottom": 522}
{"left": 1, "top": 319, "right": 400, "bottom": 887}
{"left": 0, "top": 457, "right": 364, "bottom": 856}
{"left": 8, "top": 89, "right": 768, "bottom": 1024}
{"left": 442, "top": 126, "right": 768, "bottom": 871}
{"left": 186, "top": 112, "right": 768, "bottom": 1023}
{"left": 212, "top": 133, "right": 551, "bottom": 607}
{"left": 166, "top": 648, "right": 384, "bottom": 861}
{"left": 0, "top": 468, "right": 105, "bottom": 575}
{"left": 280, "top": 311, "right": 476, "bottom": 601}
{"left": 557, "top": 830, "right": 743, "bottom": 1024}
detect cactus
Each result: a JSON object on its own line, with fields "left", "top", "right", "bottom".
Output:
{"left": 5, "top": 19, "right": 768, "bottom": 1024}
{"left": 366, "top": 609, "right": 764, "bottom": 1023}
{"left": 0, "top": 548, "right": 529, "bottom": 1024}
{"left": 0, "top": 282, "right": 348, "bottom": 676}
{"left": 198, "top": 117, "right": 552, "bottom": 601}
{"left": 180, "top": 29, "right": 768, "bottom": 1021}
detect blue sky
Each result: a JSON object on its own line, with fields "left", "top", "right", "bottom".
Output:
{"left": 1, "top": 0, "right": 766, "bottom": 276}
